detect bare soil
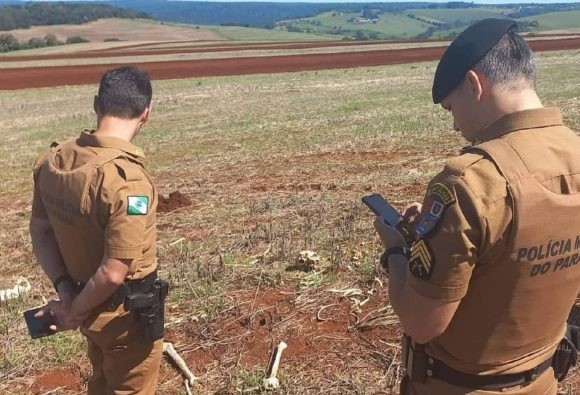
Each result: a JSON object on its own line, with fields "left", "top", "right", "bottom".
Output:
{"left": 158, "top": 191, "right": 193, "bottom": 214}
{"left": 30, "top": 367, "right": 83, "bottom": 394}
{"left": 1, "top": 37, "right": 580, "bottom": 90}
{"left": 161, "top": 284, "right": 402, "bottom": 393}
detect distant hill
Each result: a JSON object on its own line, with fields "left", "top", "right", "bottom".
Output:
{"left": 7, "top": 1, "right": 579, "bottom": 41}
{"left": 111, "top": 1, "right": 580, "bottom": 39}
{"left": 112, "top": 1, "right": 437, "bottom": 29}
{"left": 279, "top": 3, "right": 580, "bottom": 39}
{"left": 0, "top": 3, "right": 151, "bottom": 31}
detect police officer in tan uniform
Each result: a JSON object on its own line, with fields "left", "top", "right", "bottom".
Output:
{"left": 373, "top": 19, "right": 580, "bottom": 394}
{"left": 30, "top": 66, "right": 166, "bottom": 394}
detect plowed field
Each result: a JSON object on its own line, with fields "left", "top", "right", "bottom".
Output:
{"left": 2, "top": 37, "right": 580, "bottom": 90}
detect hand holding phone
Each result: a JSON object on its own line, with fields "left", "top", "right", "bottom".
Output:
{"left": 23, "top": 306, "right": 56, "bottom": 339}
{"left": 362, "top": 194, "right": 416, "bottom": 246}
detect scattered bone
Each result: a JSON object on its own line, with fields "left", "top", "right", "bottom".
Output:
{"left": 294, "top": 250, "right": 320, "bottom": 272}
{"left": 0, "top": 277, "right": 31, "bottom": 302}
{"left": 163, "top": 342, "right": 197, "bottom": 390}
{"left": 237, "top": 386, "right": 261, "bottom": 394}
{"left": 328, "top": 288, "right": 364, "bottom": 298}
{"left": 264, "top": 341, "right": 287, "bottom": 390}
{"left": 328, "top": 280, "right": 385, "bottom": 313}
{"left": 183, "top": 379, "right": 193, "bottom": 395}
{"left": 169, "top": 237, "right": 185, "bottom": 246}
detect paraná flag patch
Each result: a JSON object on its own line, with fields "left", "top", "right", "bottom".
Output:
{"left": 127, "top": 196, "right": 149, "bottom": 215}
{"left": 415, "top": 182, "right": 455, "bottom": 237}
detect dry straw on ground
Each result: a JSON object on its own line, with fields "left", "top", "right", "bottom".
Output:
{"left": 1, "top": 50, "right": 579, "bottom": 394}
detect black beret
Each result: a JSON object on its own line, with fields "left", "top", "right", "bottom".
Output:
{"left": 432, "top": 18, "right": 517, "bottom": 104}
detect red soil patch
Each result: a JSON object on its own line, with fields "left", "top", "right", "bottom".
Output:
{"left": 31, "top": 368, "right": 81, "bottom": 393}
{"left": 2, "top": 37, "right": 580, "bottom": 91}
{"left": 164, "top": 284, "right": 400, "bottom": 391}
{"left": 157, "top": 191, "right": 193, "bottom": 213}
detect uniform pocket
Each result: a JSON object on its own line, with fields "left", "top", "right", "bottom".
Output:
{"left": 81, "top": 305, "right": 137, "bottom": 350}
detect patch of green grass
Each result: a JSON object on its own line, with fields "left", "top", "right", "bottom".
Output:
{"left": 357, "top": 257, "right": 376, "bottom": 278}
{"left": 407, "top": 7, "right": 512, "bottom": 24}
{"left": 519, "top": 10, "right": 580, "bottom": 31}
{"left": 236, "top": 369, "right": 267, "bottom": 393}
{"left": 41, "top": 331, "right": 85, "bottom": 363}
{"left": 283, "top": 11, "right": 432, "bottom": 38}
{"left": 201, "top": 24, "right": 333, "bottom": 41}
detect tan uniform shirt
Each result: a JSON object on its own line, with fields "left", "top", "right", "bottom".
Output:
{"left": 408, "top": 108, "right": 580, "bottom": 375}
{"left": 32, "top": 131, "right": 157, "bottom": 282}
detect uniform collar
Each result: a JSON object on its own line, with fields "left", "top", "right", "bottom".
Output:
{"left": 473, "top": 107, "right": 563, "bottom": 145}
{"left": 78, "top": 130, "right": 145, "bottom": 158}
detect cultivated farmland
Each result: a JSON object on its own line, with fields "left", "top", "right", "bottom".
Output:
{"left": 1, "top": 31, "right": 580, "bottom": 395}
{"left": 520, "top": 10, "right": 580, "bottom": 31}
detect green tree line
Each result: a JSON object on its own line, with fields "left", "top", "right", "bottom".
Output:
{"left": 0, "top": 3, "right": 150, "bottom": 31}
{"left": 0, "top": 32, "right": 90, "bottom": 52}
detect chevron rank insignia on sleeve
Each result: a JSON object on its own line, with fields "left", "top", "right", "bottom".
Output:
{"left": 409, "top": 239, "right": 434, "bottom": 280}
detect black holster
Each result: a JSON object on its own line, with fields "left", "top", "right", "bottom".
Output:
{"left": 402, "top": 334, "right": 428, "bottom": 383}
{"left": 552, "top": 324, "right": 579, "bottom": 381}
{"left": 124, "top": 279, "right": 169, "bottom": 343}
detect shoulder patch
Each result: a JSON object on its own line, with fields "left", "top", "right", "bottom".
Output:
{"left": 127, "top": 196, "right": 149, "bottom": 215}
{"left": 415, "top": 183, "right": 456, "bottom": 236}
{"left": 409, "top": 239, "right": 434, "bottom": 280}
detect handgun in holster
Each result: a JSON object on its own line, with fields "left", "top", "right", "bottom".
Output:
{"left": 552, "top": 324, "right": 579, "bottom": 381}
{"left": 124, "top": 279, "right": 169, "bottom": 343}
{"left": 402, "top": 333, "right": 428, "bottom": 383}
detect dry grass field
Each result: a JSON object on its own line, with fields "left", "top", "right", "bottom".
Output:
{"left": 6, "top": 18, "right": 224, "bottom": 44}
{"left": 0, "top": 49, "right": 579, "bottom": 394}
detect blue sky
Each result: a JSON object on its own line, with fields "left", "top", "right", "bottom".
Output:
{"left": 29, "top": 0, "right": 580, "bottom": 3}
{"left": 164, "top": 0, "right": 579, "bottom": 2}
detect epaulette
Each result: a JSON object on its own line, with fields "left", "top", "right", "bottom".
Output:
{"left": 443, "top": 150, "right": 485, "bottom": 178}
{"left": 111, "top": 158, "right": 145, "bottom": 182}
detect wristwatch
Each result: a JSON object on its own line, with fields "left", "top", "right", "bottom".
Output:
{"left": 379, "top": 246, "right": 410, "bottom": 273}
{"left": 52, "top": 274, "right": 73, "bottom": 292}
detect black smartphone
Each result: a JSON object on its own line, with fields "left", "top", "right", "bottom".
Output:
{"left": 23, "top": 306, "right": 56, "bottom": 339}
{"left": 362, "top": 194, "right": 416, "bottom": 246}
{"left": 362, "top": 194, "right": 403, "bottom": 227}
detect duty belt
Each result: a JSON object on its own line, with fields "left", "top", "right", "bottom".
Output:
{"left": 75, "top": 270, "right": 158, "bottom": 311}
{"left": 428, "top": 356, "right": 553, "bottom": 391}
{"left": 402, "top": 334, "right": 553, "bottom": 390}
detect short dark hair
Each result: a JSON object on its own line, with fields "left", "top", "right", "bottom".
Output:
{"left": 96, "top": 66, "right": 152, "bottom": 119}
{"left": 473, "top": 29, "right": 536, "bottom": 91}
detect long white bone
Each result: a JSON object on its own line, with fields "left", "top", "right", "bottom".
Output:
{"left": 163, "top": 342, "right": 197, "bottom": 386}
{"left": 264, "top": 341, "right": 287, "bottom": 390}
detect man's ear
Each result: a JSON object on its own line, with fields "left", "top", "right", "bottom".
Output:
{"left": 466, "top": 70, "right": 484, "bottom": 102}
{"left": 93, "top": 96, "right": 99, "bottom": 114}
{"left": 140, "top": 105, "right": 152, "bottom": 125}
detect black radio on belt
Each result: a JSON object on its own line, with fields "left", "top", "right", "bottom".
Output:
{"left": 124, "top": 279, "right": 169, "bottom": 343}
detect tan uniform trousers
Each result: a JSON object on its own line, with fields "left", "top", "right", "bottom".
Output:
{"left": 81, "top": 304, "right": 163, "bottom": 395}
{"left": 401, "top": 367, "right": 557, "bottom": 395}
